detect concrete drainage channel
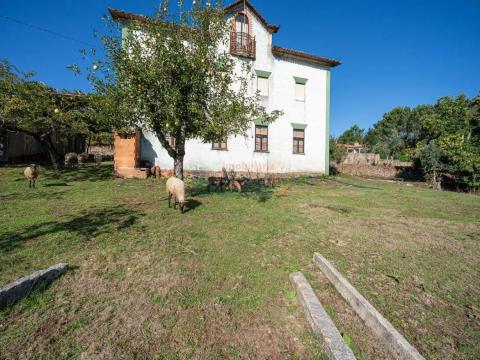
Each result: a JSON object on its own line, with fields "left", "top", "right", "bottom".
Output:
{"left": 0, "top": 263, "right": 68, "bottom": 308}
{"left": 290, "top": 253, "right": 425, "bottom": 360}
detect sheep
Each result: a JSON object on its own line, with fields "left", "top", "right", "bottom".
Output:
{"left": 207, "top": 176, "right": 229, "bottom": 192}
{"left": 166, "top": 177, "right": 186, "bottom": 213}
{"left": 228, "top": 179, "right": 242, "bottom": 193}
{"left": 77, "top": 152, "right": 89, "bottom": 166}
{"left": 150, "top": 165, "right": 161, "bottom": 178}
{"left": 24, "top": 164, "right": 39, "bottom": 188}
{"left": 264, "top": 176, "right": 280, "bottom": 188}
{"left": 207, "top": 167, "right": 229, "bottom": 192}
{"left": 64, "top": 152, "right": 78, "bottom": 168}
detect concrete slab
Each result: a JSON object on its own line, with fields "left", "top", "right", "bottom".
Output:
{"left": 290, "top": 271, "right": 356, "bottom": 360}
{"left": 0, "top": 263, "right": 68, "bottom": 308}
{"left": 313, "top": 252, "right": 424, "bottom": 360}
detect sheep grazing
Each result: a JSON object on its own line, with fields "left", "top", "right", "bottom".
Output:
{"left": 64, "top": 152, "right": 78, "bottom": 168}
{"left": 24, "top": 164, "right": 39, "bottom": 188}
{"left": 77, "top": 152, "right": 89, "bottom": 166}
{"left": 150, "top": 165, "right": 161, "bottom": 179}
{"left": 166, "top": 177, "right": 186, "bottom": 213}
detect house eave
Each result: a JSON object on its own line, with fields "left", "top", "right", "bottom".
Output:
{"left": 272, "top": 45, "right": 341, "bottom": 68}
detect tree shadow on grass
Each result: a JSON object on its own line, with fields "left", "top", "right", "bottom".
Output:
{"left": 44, "top": 164, "right": 115, "bottom": 183}
{"left": 239, "top": 181, "right": 274, "bottom": 203}
{"left": 189, "top": 179, "right": 274, "bottom": 203}
{"left": 0, "top": 205, "right": 144, "bottom": 252}
{"left": 43, "top": 182, "right": 70, "bottom": 187}
{"left": 0, "top": 190, "right": 65, "bottom": 202}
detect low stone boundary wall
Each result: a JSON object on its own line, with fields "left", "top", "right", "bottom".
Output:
{"left": 313, "top": 253, "right": 424, "bottom": 360}
{"left": 0, "top": 263, "right": 68, "bottom": 308}
{"left": 333, "top": 162, "right": 418, "bottom": 180}
{"left": 290, "top": 272, "right": 356, "bottom": 360}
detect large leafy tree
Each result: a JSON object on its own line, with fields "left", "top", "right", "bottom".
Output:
{"left": 365, "top": 106, "right": 429, "bottom": 160}
{"left": 365, "top": 94, "right": 479, "bottom": 190}
{"left": 86, "top": 1, "right": 281, "bottom": 179}
{"left": 329, "top": 136, "right": 347, "bottom": 164}
{"left": 337, "top": 124, "right": 365, "bottom": 145}
{"left": 416, "top": 95, "right": 480, "bottom": 189}
{"left": 0, "top": 60, "right": 102, "bottom": 171}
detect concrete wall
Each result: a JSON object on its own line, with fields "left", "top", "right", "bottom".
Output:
{"left": 141, "top": 9, "right": 330, "bottom": 174}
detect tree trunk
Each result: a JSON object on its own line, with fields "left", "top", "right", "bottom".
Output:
{"left": 173, "top": 124, "right": 186, "bottom": 180}
{"left": 432, "top": 169, "right": 442, "bottom": 191}
{"left": 174, "top": 154, "right": 184, "bottom": 180}
{"left": 40, "top": 135, "right": 61, "bottom": 174}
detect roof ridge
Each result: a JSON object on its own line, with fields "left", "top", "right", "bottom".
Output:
{"left": 224, "top": 0, "right": 279, "bottom": 34}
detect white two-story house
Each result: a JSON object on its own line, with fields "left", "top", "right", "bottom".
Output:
{"left": 109, "top": 0, "right": 340, "bottom": 175}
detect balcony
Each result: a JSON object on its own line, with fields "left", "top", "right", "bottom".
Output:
{"left": 230, "top": 31, "right": 256, "bottom": 59}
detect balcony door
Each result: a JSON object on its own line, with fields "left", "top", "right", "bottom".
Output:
{"left": 235, "top": 14, "right": 249, "bottom": 51}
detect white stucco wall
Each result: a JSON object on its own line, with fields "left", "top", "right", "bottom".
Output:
{"left": 141, "top": 9, "right": 331, "bottom": 174}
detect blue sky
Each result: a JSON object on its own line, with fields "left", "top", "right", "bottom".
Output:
{"left": 1, "top": 0, "right": 479, "bottom": 136}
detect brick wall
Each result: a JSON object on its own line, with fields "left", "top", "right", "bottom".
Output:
{"left": 114, "top": 132, "right": 140, "bottom": 169}
{"left": 114, "top": 132, "right": 148, "bottom": 178}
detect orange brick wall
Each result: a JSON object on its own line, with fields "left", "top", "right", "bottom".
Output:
{"left": 114, "top": 132, "right": 140, "bottom": 170}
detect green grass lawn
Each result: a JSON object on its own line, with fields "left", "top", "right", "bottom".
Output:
{"left": 0, "top": 164, "right": 479, "bottom": 359}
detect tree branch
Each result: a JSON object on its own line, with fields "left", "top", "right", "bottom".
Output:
{"left": 154, "top": 126, "right": 177, "bottom": 158}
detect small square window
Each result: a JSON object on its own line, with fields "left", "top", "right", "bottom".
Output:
{"left": 293, "top": 129, "right": 305, "bottom": 154}
{"left": 255, "top": 125, "right": 268, "bottom": 152}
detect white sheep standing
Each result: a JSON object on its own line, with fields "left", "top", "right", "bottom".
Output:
{"left": 166, "top": 177, "right": 186, "bottom": 213}
{"left": 24, "top": 164, "right": 39, "bottom": 188}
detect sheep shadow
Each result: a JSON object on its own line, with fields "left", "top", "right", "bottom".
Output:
{"left": 239, "top": 181, "right": 274, "bottom": 203}
{"left": 0, "top": 205, "right": 144, "bottom": 252}
{"left": 182, "top": 199, "right": 202, "bottom": 213}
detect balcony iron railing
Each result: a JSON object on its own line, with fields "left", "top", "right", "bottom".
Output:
{"left": 230, "top": 31, "right": 256, "bottom": 59}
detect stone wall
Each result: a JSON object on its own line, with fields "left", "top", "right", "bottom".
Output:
{"left": 343, "top": 153, "right": 380, "bottom": 165}
{"left": 334, "top": 161, "right": 418, "bottom": 180}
